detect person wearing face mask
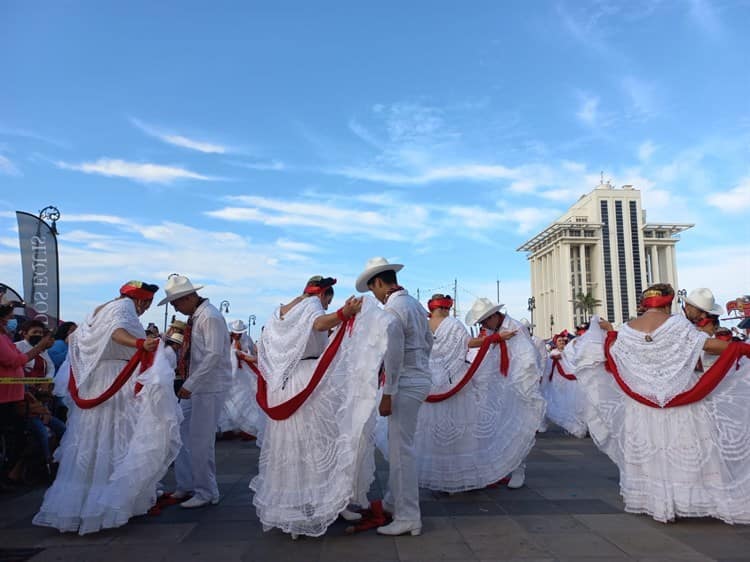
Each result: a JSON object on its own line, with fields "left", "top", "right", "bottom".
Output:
{"left": 33, "top": 281, "right": 159, "bottom": 535}
{"left": 14, "top": 320, "right": 66, "bottom": 475}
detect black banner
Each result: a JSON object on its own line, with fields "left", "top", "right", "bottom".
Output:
{"left": 15, "top": 211, "right": 60, "bottom": 329}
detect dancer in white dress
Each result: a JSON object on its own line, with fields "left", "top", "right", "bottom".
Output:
{"left": 464, "top": 298, "right": 546, "bottom": 489}
{"left": 218, "top": 319, "right": 261, "bottom": 438}
{"left": 33, "top": 281, "right": 165, "bottom": 535}
{"left": 542, "top": 331, "right": 588, "bottom": 438}
{"left": 575, "top": 284, "right": 750, "bottom": 523}
{"left": 250, "top": 276, "right": 389, "bottom": 539}
{"left": 414, "top": 294, "right": 519, "bottom": 492}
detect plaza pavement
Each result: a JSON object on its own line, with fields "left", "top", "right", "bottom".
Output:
{"left": 2, "top": 428, "right": 750, "bottom": 562}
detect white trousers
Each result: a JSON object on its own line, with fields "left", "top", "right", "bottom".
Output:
{"left": 384, "top": 381, "right": 431, "bottom": 522}
{"left": 175, "top": 392, "right": 223, "bottom": 501}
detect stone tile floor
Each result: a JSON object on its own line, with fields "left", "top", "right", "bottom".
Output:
{"left": 2, "top": 429, "right": 750, "bottom": 561}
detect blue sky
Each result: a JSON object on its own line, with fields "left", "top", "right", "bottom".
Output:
{"left": 1, "top": 0, "right": 748, "bottom": 332}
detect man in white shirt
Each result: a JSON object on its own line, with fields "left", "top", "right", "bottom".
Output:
{"left": 356, "top": 257, "right": 433, "bottom": 537}
{"left": 159, "top": 276, "right": 232, "bottom": 509}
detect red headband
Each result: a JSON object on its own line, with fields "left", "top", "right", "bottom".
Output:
{"left": 553, "top": 330, "right": 570, "bottom": 344}
{"left": 304, "top": 278, "right": 337, "bottom": 295}
{"left": 641, "top": 294, "right": 674, "bottom": 309}
{"left": 428, "top": 297, "right": 453, "bottom": 311}
{"left": 120, "top": 282, "right": 157, "bottom": 301}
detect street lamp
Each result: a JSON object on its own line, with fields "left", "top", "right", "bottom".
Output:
{"left": 550, "top": 314, "right": 555, "bottom": 335}
{"left": 220, "top": 300, "right": 230, "bottom": 314}
{"left": 164, "top": 273, "right": 180, "bottom": 331}
{"left": 677, "top": 289, "right": 687, "bottom": 309}
{"left": 527, "top": 297, "right": 536, "bottom": 336}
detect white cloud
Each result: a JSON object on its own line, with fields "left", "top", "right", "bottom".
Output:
{"left": 331, "top": 163, "right": 516, "bottom": 185}
{"left": 706, "top": 175, "right": 750, "bottom": 214}
{"left": 56, "top": 158, "right": 216, "bottom": 184}
{"left": 621, "top": 76, "right": 658, "bottom": 118}
{"left": 687, "top": 0, "right": 722, "bottom": 38}
{"left": 0, "top": 155, "right": 21, "bottom": 176}
{"left": 130, "top": 118, "right": 227, "bottom": 154}
{"left": 638, "top": 140, "right": 657, "bottom": 162}
{"left": 576, "top": 94, "right": 600, "bottom": 126}
{"left": 226, "top": 159, "right": 286, "bottom": 171}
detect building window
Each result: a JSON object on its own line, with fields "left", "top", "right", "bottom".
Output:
{"left": 600, "top": 201, "right": 615, "bottom": 321}
{"left": 629, "top": 201, "right": 642, "bottom": 299}
{"left": 584, "top": 230, "right": 595, "bottom": 237}
{"left": 615, "top": 201, "right": 630, "bottom": 318}
{"left": 644, "top": 230, "right": 653, "bottom": 238}
{"left": 656, "top": 231, "right": 666, "bottom": 238}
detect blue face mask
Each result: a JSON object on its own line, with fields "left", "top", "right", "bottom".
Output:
{"left": 6, "top": 318, "right": 18, "bottom": 333}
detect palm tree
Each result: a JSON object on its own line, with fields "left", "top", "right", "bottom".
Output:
{"left": 572, "top": 291, "right": 602, "bottom": 322}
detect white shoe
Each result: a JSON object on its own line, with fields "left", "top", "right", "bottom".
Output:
{"left": 291, "top": 533, "right": 299, "bottom": 541}
{"left": 180, "top": 496, "right": 219, "bottom": 509}
{"left": 377, "top": 520, "right": 422, "bottom": 536}
{"left": 170, "top": 490, "right": 191, "bottom": 500}
{"left": 507, "top": 466, "right": 525, "bottom": 489}
{"left": 340, "top": 508, "right": 362, "bottom": 522}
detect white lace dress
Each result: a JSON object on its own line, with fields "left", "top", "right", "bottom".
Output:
{"left": 541, "top": 342, "right": 588, "bottom": 438}
{"left": 376, "top": 314, "right": 546, "bottom": 490}
{"left": 575, "top": 315, "right": 750, "bottom": 524}
{"left": 249, "top": 296, "right": 388, "bottom": 537}
{"left": 33, "top": 299, "right": 180, "bottom": 535}
{"left": 218, "top": 333, "right": 262, "bottom": 436}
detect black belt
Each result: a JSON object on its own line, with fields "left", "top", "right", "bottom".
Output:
{"left": 301, "top": 356, "right": 320, "bottom": 361}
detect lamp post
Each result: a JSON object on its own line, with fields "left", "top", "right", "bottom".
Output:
{"left": 248, "top": 314, "right": 256, "bottom": 333}
{"left": 164, "top": 273, "right": 180, "bottom": 332}
{"left": 39, "top": 206, "right": 61, "bottom": 235}
{"left": 677, "top": 289, "right": 687, "bottom": 309}
{"left": 220, "top": 300, "right": 230, "bottom": 314}
{"left": 527, "top": 296, "right": 536, "bottom": 336}
{"left": 550, "top": 314, "right": 555, "bottom": 336}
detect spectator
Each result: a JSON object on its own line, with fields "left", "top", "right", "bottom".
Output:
{"left": 48, "top": 322, "right": 77, "bottom": 371}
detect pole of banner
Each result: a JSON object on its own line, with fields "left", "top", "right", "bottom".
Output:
{"left": 37, "top": 206, "right": 61, "bottom": 330}
{"left": 453, "top": 278, "right": 458, "bottom": 318}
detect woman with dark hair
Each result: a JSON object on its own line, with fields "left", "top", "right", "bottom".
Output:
{"left": 575, "top": 283, "right": 750, "bottom": 524}
{"left": 34, "top": 281, "right": 162, "bottom": 535}
{"left": 48, "top": 322, "right": 77, "bottom": 371}
{"left": 250, "top": 275, "right": 388, "bottom": 539}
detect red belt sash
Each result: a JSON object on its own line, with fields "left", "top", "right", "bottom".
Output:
{"left": 68, "top": 349, "right": 154, "bottom": 409}
{"left": 548, "top": 356, "right": 577, "bottom": 381}
{"left": 425, "top": 333, "right": 509, "bottom": 403}
{"left": 250, "top": 317, "right": 353, "bottom": 420}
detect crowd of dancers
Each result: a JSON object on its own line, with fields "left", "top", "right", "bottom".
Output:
{"left": 2, "top": 256, "right": 748, "bottom": 538}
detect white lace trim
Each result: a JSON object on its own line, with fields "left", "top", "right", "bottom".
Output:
{"left": 69, "top": 299, "right": 144, "bottom": 389}
{"left": 612, "top": 315, "right": 708, "bottom": 406}
{"left": 258, "top": 297, "right": 324, "bottom": 391}
{"left": 429, "top": 317, "right": 470, "bottom": 391}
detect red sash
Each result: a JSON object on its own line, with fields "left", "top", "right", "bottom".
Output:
{"left": 604, "top": 331, "right": 750, "bottom": 408}
{"left": 548, "top": 356, "right": 577, "bottom": 381}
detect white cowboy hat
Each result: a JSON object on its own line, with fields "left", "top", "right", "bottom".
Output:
{"left": 157, "top": 275, "right": 204, "bottom": 306}
{"left": 355, "top": 257, "right": 404, "bottom": 293}
{"left": 465, "top": 297, "right": 505, "bottom": 326}
{"left": 228, "top": 319, "right": 247, "bottom": 333}
{"left": 165, "top": 332, "right": 184, "bottom": 345}
{"left": 685, "top": 288, "right": 724, "bottom": 316}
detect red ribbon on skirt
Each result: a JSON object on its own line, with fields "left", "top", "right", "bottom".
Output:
{"left": 68, "top": 349, "right": 154, "bottom": 409}
{"left": 250, "top": 317, "right": 353, "bottom": 420}
{"left": 425, "top": 333, "right": 508, "bottom": 403}
{"left": 548, "top": 356, "right": 577, "bottom": 381}
{"left": 603, "top": 331, "right": 750, "bottom": 408}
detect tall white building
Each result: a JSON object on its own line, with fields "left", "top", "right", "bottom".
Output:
{"left": 517, "top": 181, "right": 693, "bottom": 338}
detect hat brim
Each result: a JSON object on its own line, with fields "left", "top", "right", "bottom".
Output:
{"left": 229, "top": 326, "right": 247, "bottom": 333}
{"left": 157, "top": 285, "right": 203, "bottom": 306}
{"left": 684, "top": 297, "right": 723, "bottom": 316}
{"left": 355, "top": 264, "right": 404, "bottom": 293}
{"left": 466, "top": 304, "right": 504, "bottom": 326}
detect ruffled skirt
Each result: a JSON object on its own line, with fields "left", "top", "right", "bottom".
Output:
{"left": 578, "top": 357, "right": 750, "bottom": 523}
{"left": 542, "top": 375, "right": 588, "bottom": 438}
{"left": 218, "top": 366, "right": 262, "bottom": 436}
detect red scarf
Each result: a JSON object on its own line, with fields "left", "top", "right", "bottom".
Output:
{"left": 548, "top": 355, "right": 577, "bottom": 381}
{"left": 604, "top": 331, "right": 750, "bottom": 408}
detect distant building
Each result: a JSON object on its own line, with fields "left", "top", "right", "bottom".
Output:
{"left": 517, "top": 180, "right": 692, "bottom": 337}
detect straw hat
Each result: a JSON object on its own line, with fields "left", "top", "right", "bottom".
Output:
{"left": 685, "top": 288, "right": 724, "bottom": 316}
{"left": 165, "top": 332, "right": 184, "bottom": 345}
{"left": 355, "top": 257, "right": 404, "bottom": 293}
{"left": 157, "top": 275, "right": 204, "bottom": 306}
{"left": 228, "top": 319, "right": 247, "bottom": 333}
{"left": 465, "top": 297, "right": 505, "bottom": 326}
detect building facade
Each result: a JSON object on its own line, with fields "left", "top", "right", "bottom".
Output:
{"left": 517, "top": 181, "right": 692, "bottom": 338}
